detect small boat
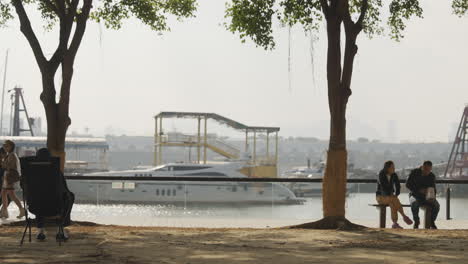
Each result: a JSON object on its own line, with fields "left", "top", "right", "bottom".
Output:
{"left": 283, "top": 162, "right": 355, "bottom": 197}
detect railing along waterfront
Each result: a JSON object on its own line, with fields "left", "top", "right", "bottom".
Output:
{"left": 64, "top": 176, "right": 468, "bottom": 184}
{"left": 64, "top": 175, "right": 468, "bottom": 220}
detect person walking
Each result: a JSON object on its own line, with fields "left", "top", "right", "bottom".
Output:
{"left": 0, "top": 140, "right": 25, "bottom": 219}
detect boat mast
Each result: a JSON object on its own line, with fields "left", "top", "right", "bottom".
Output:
{"left": 0, "top": 50, "right": 9, "bottom": 136}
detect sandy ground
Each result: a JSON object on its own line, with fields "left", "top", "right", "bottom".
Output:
{"left": 0, "top": 223, "right": 467, "bottom": 264}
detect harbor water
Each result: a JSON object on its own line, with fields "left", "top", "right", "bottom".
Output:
{"left": 65, "top": 184, "right": 468, "bottom": 228}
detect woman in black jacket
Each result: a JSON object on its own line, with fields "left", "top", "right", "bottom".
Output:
{"left": 376, "top": 161, "right": 413, "bottom": 228}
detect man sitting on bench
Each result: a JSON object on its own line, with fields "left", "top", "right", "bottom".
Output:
{"left": 406, "top": 161, "right": 439, "bottom": 229}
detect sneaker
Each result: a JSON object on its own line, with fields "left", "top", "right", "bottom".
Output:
{"left": 403, "top": 215, "right": 413, "bottom": 225}
{"left": 413, "top": 219, "right": 420, "bottom": 229}
{"left": 430, "top": 223, "right": 438, "bottom": 229}
{"left": 56, "top": 232, "right": 69, "bottom": 242}
{"left": 0, "top": 208, "right": 8, "bottom": 219}
{"left": 36, "top": 233, "right": 46, "bottom": 241}
{"left": 392, "top": 223, "right": 403, "bottom": 229}
{"left": 17, "top": 208, "right": 25, "bottom": 219}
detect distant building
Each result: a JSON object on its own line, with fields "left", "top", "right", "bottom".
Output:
{"left": 387, "top": 120, "right": 398, "bottom": 143}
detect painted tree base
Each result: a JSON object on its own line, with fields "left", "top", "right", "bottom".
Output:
{"left": 288, "top": 216, "right": 366, "bottom": 230}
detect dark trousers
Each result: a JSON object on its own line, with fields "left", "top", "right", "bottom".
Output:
{"left": 36, "top": 191, "right": 74, "bottom": 229}
{"left": 410, "top": 199, "right": 440, "bottom": 223}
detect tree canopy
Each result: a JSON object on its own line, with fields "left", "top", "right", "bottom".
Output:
{"left": 453, "top": 0, "right": 468, "bottom": 16}
{"left": 0, "top": 0, "right": 197, "bottom": 30}
{"left": 225, "top": 0, "right": 467, "bottom": 51}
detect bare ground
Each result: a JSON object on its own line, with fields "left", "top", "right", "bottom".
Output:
{"left": 0, "top": 224, "right": 467, "bottom": 264}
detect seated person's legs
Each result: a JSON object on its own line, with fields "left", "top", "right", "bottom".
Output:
{"left": 36, "top": 216, "right": 46, "bottom": 241}
{"left": 427, "top": 199, "right": 440, "bottom": 228}
{"left": 410, "top": 198, "right": 421, "bottom": 228}
{"left": 388, "top": 195, "right": 413, "bottom": 225}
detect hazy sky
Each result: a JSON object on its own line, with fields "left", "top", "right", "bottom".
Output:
{"left": 0, "top": 1, "right": 467, "bottom": 142}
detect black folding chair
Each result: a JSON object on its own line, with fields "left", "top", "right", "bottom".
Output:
{"left": 19, "top": 156, "right": 67, "bottom": 245}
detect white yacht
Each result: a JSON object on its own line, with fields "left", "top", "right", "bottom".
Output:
{"left": 67, "top": 162, "right": 302, "bottom": 205}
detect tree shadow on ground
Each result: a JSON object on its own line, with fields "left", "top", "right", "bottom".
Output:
{"left": 0, "top": 225, "right": 467, "bottom": 264}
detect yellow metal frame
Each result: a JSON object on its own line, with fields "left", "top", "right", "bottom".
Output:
{"left": 153, "top": 112, "right": 280, "bottom": 177}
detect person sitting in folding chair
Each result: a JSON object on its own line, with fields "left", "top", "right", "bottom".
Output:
{"left": 20, "top": 148, "right": 74, "bottom": 244}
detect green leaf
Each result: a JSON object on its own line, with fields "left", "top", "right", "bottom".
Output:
{"left": 225, "top": 0, "right": 276, "bottom": 50}
{"left": 453, "top": 0, "right": 468, "bottom": 16}
{"left": 388, "top": 0, "right": 423, "bottom": 41}
{"left": 91, "top": 0, "right": 197, "bottom": 32}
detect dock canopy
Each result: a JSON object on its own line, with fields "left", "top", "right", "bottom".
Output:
{"left": 154, "top": 112, "right": 280, "bottom": 133}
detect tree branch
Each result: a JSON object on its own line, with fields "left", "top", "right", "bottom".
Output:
{"left": 58, "top": 0, "right": 91, "bottom": 107}
{"left": 12, "top": 0, "right": 47, "bottom": 72}
{"left": 67, "top": 0, "right": 91, "bottom": 61}
{"left": 43, "top": 0, "right": 61, "bottom": 18}
{"left": 54, "top": 0, "right": 66, "bottom": 16}
{"left": 356, "top": 0, "right": 368, "bottom": 28}
{"left": 319, "top": 0, "right": 329, "bottom": 17}
{"left": 341, "top": 3, "right": 353, "bottom": 30}
{"left": 49, "top": 0, "right": 78, "bottom": 69}
{"left": 69, "top": 0, "right": 79, "bottom": 14}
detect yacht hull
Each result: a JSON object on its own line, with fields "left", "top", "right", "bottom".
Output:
{"left": 67, "top": 180, "right": 304, "bottom": 205}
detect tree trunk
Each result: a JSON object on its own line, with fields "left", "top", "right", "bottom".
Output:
{"left": 41, "top": 65, "right": 72, "bottom": 171}
{"left": 290, "top": 2, "right": 365, "bottom": 230}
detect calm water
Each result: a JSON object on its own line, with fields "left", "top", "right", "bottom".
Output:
{"left": 69, "top": 191, "right": 468, "bottom": 228}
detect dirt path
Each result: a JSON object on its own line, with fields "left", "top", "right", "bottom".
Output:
{"left": 0, "top": 224, "right": 467, "bottom": 264}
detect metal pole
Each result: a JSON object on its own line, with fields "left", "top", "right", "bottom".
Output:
{"left": 9, "top": 93, "right": 13, "bottom": 136}
{"left": 245, "top": 130, "right": 248, "bottom": 152}
{"left": 203, "top": 115, "right": 207, "bottom": 164}
{"left": 446, "top": 185, "right": 451, "bottom": 220}
{"left": 253, "top": 131, "right": 256, "bottom": 163}
{"left": 266, "top": 132, "right": 269, "bottom": 159}
{"left": 19, "top": 89, "right": 34, "bottom": 136}
{"left": 0, "top": 50, "right": 9, "bottom": 136}
{"left": 459, "top": 113, "right": 467, "bottom": 177}
{"left": 197, "top": 117, "right": 201, "bottom": 164}
{"left": 445, "top": 107, "right": 466, "bottom": 178}
{"left": 153, "top": 116, "right": 159, "bottom": 167}
{"left": 275, "top": 132, "right": 278, "bottom": 164}
{"left": 12, "top": 87, "right": 20, "bottom": 136}
{"left": 159, "top": 117, "right": 163, "bottom": 165}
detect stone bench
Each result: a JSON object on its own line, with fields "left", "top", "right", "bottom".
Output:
{"left": 369, "top": 204, "right": 432, "bottom": 229}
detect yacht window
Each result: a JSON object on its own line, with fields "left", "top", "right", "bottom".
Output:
{"left": 162, "top": 189, "right": 165, "bottom": 196}
{"left": 167, "top": 189, "right": 171, "bottom": 196}
{"left": 182, "top": 172, "right": 227, "bottom": 177}
{"left": 177, "top": 185, "right": 183, "bottom": 190}
{"left": 156, "top": 189, "right": 159, "bottom": 196}
{"left": 172, "top": 166, "right": 211, "bottom": 171}
{"left": 153, "top": 166, "right": 169, "bottom": 172}
{"left": 112, "top": 182, "right": 123, "bottom": 189}
{"left": 124, "top": 182, "right": 135, "bottom": 190}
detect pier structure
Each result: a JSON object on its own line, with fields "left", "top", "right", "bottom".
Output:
{"left": 153, "top": 112, "right": 280, "bottom": 177}
{"left": 445, "top": 105, "right": 468, "bottom": 179}
{"left": 0, "top": 136, "right": 109, "bottom": 172}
